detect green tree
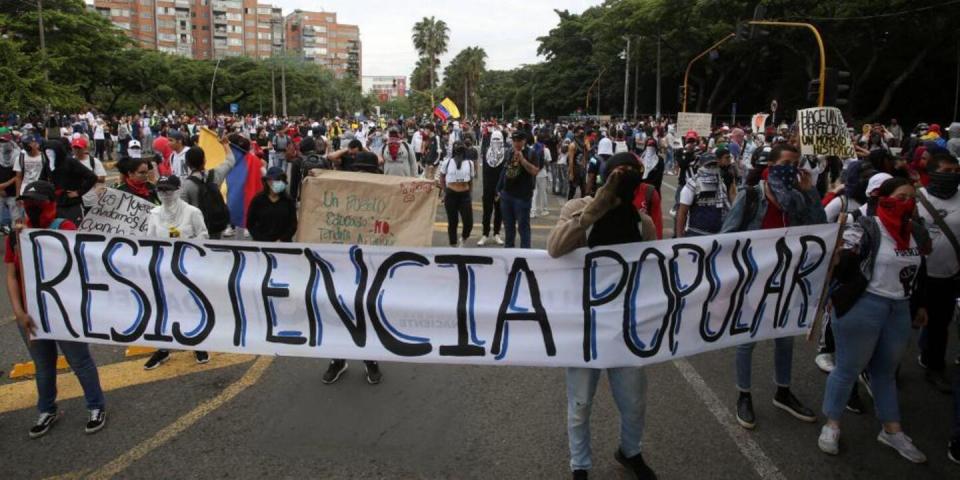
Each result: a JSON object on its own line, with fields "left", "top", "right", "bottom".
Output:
{"left": 411, "top": 16, "right": 450, "bottom": 99}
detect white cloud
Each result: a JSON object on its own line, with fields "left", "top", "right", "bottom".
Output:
{"left": 283, "top": 0, "right": 600, "bottom": 77}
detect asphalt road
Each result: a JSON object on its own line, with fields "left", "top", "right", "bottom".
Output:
{"left": 0, "top": 171, "right": 957, "bottom": 479}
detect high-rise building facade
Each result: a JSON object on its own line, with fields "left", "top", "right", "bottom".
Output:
{"left": 361, "top": 76, "right": 406, "bottom": 101}
{"left": 92, "top": 1, "right": 361, "bottom": 77}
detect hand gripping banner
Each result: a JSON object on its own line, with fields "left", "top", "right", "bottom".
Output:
{"left": 19, "top": 224, "right": 837, "bottom": 368}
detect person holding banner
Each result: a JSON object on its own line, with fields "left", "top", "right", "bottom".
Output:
{"left": 142, "top": 175, "right": 210, "bottom": 369}
{"left": 721, "top": 144, "right": 826, "bottom": 430}
{"left": 818, "top": 177, "right": 931, "bottom": 463}
{"left": 547, "top": 152, "right": 657, "bottom": 480}
{"left": 6, "top": 180, "right": 107, "bottom": 438}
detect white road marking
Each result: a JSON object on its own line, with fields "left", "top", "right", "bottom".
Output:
{"left": 672, "top": 359, "right": 788, "bottom": 480}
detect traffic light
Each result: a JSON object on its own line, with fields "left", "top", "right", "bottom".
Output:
{"left": 735, "top": 22, "right": 750, "bottom": 42}
{"left": 807, "top": 77, "right": 822, "bottom": 104}
{"left": 392, "top": 78, "right": 397, "bottom": 88}
{"left": 821, "top": 68, "right": 852, "bottom": 107}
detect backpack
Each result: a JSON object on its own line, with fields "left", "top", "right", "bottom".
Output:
{"left": 301, "top": 152, "right": 331, "bottom": 171}
{"left": 186, "top": 171, "right": 230, "bottom": 234}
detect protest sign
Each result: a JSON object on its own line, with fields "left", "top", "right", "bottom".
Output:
{"left": 296, "top": 171, "right": 438, "bottom": 247}
{"left": 677, "top": 112, "right": 712, "bottom": 138}
{"left": 78, "top": 188, "right": 155, "bottom": 236}
{"left": 751, "top": 113, "right": 769, "bottom": 133}
{"left": 21, "top": 224, "right": 836, "bottom": 368}
{"left": 797, "top": 107, "right": 855, "bottom": 158}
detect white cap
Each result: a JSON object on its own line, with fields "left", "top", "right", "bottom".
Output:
{"left": 867, "top": 172, "right": 893, "bottom": 195}
{"left": 128, "top": 139, "right": 141, "bottom": 150}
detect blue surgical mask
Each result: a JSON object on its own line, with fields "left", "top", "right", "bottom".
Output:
{"left": 270, "top": 181, "right": 286, "bottom": 194}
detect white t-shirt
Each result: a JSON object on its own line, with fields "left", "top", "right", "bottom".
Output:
{"left": 14, "top": 152, "right": 46, "bottom": 194}
{"left": 170, "top": 146, "right": 190, "bottom": 179}
{"left": 411, "top": 131, "right": 423, "bottom": 152}
{"left": 824, "top": 196, "right": 862, "bottom": 223}
{"left": 861, "top": 218, "right": 922, "bottom": 300}
{"left": 678, "top": 184, "right": 695, "bottom": 206}
{"left": 597, "top": 137, "right": 614, "bottom": 156}
{"left": 614, "top": 140, "right": 628, "bottom": 153}
{"left": 146, "top": 201, "right": 209, "bottom": 239}
{"left": 440, "top": 157, "right": 473, "bottom": 184}
{"left": 77, "top": 156, "right": 107, "bottom": 208}
{"left": 537, "top": 148, "right": 552, "bottom": 178}
{"left": 918, "top": 188, "right": 960, "bottom": 278}
{"left": 93, "top": 125, "right": 105, "bottom": 141}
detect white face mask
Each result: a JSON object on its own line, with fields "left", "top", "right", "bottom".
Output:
{"left": 158, "top": 190, "right": 179, "bottom": 206}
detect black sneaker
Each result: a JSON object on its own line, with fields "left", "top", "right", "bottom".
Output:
{"left": 859, "top": 372, "right": 874, "bottom": 398}
{"left": 773, "top": 388, "right": 817, "bottom": 422}
{"left": 29, "top": 411, "right": 60, "bottom": 439}
{"left": 614, "top": 449, "right": 657, "bottom": 480}
{"left": 321, "top": 360, "right": 348, "bottom": 384}
{"left": 195, "top": 351, "right": 209, "bottom": 364}
{"left": 364, "top": 361, "right": 382, "bottom": 385}
{"left": 572, "top": 470, "right": 588, "bottom": 480}
{"left": 925, "top": 370, "right": 954, "bottom": 394}
{"left": 143, "top": 350, "right": 171, "bottom": 370}
{"left": 845, "top": 384, "right": 865, "bottom": 415}
{"left": 736, "top": 392, "right": 756, "bottom": 429}
{"left": 949, "top": 439, "right": 960, "bottom": 465}
{"left": 85, "top": 409, "right": 106, "bottom": 434}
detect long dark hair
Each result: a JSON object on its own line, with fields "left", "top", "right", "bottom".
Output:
{"left": 452, "top": 141, "right": 467, "bottom": 169}
{"left": 867, "top": 177, "right": 912, "bottom": 213}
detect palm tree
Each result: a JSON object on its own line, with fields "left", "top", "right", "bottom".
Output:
{"left": 461, "top": 47, "right": 487, "bottom": 118}
{"left": 411, "top": 16, "right": 449, "bottom": 106}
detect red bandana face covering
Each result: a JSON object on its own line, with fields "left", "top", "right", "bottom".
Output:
{"left": 126, "top": 177, "right": 150, "bottom": 198}
{"left": 388, "top": 138, "right": 401, "bottom": 159}
{"left": 876, "top": 197, "right": 915, "bottom": 250}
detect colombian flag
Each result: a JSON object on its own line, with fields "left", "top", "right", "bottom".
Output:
{"left": 433, "top": 98, "right": 461, "bottom": 121}
{"left": 225, "top": 143, "right": 263, "bottom": 228}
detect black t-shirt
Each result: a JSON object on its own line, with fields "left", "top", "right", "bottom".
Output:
{"left": 500, "top": 146, "right": 541, "bottom": 200}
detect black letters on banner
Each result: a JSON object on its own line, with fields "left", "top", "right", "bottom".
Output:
{"left": 436, "top": 254, "right": 494, "bottom": 357}
{"left": 74, "top": 234, "right": 110, "bottom": 340}
{"left": 304, "top": 246, "right": 368, "bottom": 347}
{"left": 207, "top": 243, "right": 259, "bottom": 347}
{"left": 28, "top": 231, "right": 78, "bottom": 337}
{"left": 582, "top": 250, "right": 629, "bottom": 362}
{"left": 751, "top": 238, "right": 792, "bottom": 335}
{"left": 622, "top": 247, "right": 669, "bottom": 358}
{"left": 491, "top": 258, "right": 555, "bottom": 358}
{"left": 139, "top": 239, "right": 174, "bottom": 342}
{"left": 366, "top": 252, "right": 433, "bottom": 356}
{"left": 261, "top": 248, "right": 306, "bottom": 345}
{"left": 101, "top": 237, "right": 153, "bottom": 343}
{"left": 780, "top": 235, "right": 827, "bottom": 328}
{"left": 170, "top": 242, "right": 217, "bottom": 346}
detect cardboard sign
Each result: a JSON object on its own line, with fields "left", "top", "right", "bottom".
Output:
{"left": 78, "top": 187, "right": 155, "bottom": 236}
{"left": 797, "top": 107, "right": 855, "bottom": 158}
{"left": 22, "top": 224, "right": 837, "bottom": 368}
{"left": 751, "top": 113, "right": 769, "bottom": 134}
{"left": 296, "top": 171, "right": 439, "bottom": 247}
{"left": 677, "top": 112, "right": 713, "bottom": 138}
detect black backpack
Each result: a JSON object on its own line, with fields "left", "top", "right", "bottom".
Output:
{"left": 187, "top": 171, "right": 230, "bottom": 234}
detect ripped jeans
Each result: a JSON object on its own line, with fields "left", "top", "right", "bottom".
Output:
{"left": 566, "top": 367, "right": 647, "bottom": 471}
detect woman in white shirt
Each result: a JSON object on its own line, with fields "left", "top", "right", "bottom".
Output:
{"left": 142, "top": 174, "right": 209, "bottom": 370}
{"left": 440, "top": 141, "right": 474, "bottom": 247}
{"left": 531, "top": 133, "right": 552, "bottom": 218}
{"left": 817, "top": 177, "right": 930, "bottom": 463}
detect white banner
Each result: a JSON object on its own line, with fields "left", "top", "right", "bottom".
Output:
{"left": 78, "top": 188, "right": 155, "bottom": 236}
{"left": 751, "top": 113, "right": 769, "bottom": 134}
{"left": 19, "top": 225, "right": 837, "bottom": 368}
{"left": 677, "top": 112, "right": 713, "bottom": 139}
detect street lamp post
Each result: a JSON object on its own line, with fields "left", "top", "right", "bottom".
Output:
{"left": 655, "top": 30, "right": 661, "bottom": 119}
{"left": 682, "top": 33, "right": 736, "bottom": 112}
{"left": 623, "top": 36, "right": 631, "bottom": 120}
{"left": 210, "top": 58, "right": 222, "bottom": 118}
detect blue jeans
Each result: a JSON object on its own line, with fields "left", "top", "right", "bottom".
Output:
{"left": 499, "top": 191, "right": 531, "bottom": 248}
{"left": 0, "top": 196, "right": 18, "bottom": 227}
{"left": 822, "top": 292, "right": 910, "bottom": 423}
{"left": 665, "top": 148, "right": 675, "bottom": 172}
{"left": 735, "top": 337, "right": 794, "bottom": 391}
{"left": 26, "top": 335, "right": 106, "bottom": 414}
{"left": 567, "top": 367, "right": 647, "bottom": 471}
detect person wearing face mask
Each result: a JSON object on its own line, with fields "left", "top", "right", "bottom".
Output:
{"left": 113, "top": 157, "right": 160, "bottom": 204}
{"left": 547, "top": 153, "right": 657, "bottom": 480}
{"left": 378, "top": 127, "right": 417, "bottom": 177}
{"left": 497, "top": 130, "right": 542, "bottom": 248}
{"left": 143, "top": 175, "right": 210, "bottom": 369}
{"left": 638, "top": 138, "right": 664, "bottom": 193}
{"left": 6, "top": 181, "right": 107, "bottom": 438}
{"left": 675, "top": 152, "right": 734, "bottom": 238}
{"left": 721, "top": 144, "right": 826, "bottom": 431}
{"left": 915, "top": 152, "right": 960, "bottom": 394}
{"left": 440, "top": 141, "right": 475, "bottom": 247}
{"left": 817, "top": 177, "right": 931, "bottom": 463}
{"left": 246, "top": 167, "right": 298, "bottom": 243}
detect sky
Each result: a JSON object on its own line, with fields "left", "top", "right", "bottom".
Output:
{"left": 266, "top": 0, "right": 599, "bottom": 77}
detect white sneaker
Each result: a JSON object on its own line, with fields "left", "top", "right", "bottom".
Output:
{"left": 222, "top": 225, "right": 235, "bottom": 237}
{"left": 818, "top": 425, "right": 840, "bottom": 455}
{"left": 669, "top": 207, "right": 677, "bottom": 217}
{"left": 494, "top": 235, "right": 504, "bottom": 245}
{"left": 457, "top": 239, "right": 464, "bottom": 248}
{"left": 530, "top": 212, "right": 538, "bottom": 219}
{"left": 477, "top": 235, "right": 489, "bottom": 246}
{"left": 815, "top": 353, "right": 835, "bottom": 374}
{"left": 878, "top": 430, "right": 927, "bottom": 463}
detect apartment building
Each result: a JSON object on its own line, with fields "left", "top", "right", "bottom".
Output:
{"left": 92, "top": 1, "right": 360, "bottom": 75}
{"left": 362, "top": 76, "right": 407, "bottom": 101}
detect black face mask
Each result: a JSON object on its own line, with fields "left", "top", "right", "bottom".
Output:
{"left": 617, "top": 169, "right": 643, "bottom": 203}
{"left": 25, "top": 205, "right": 43, "bottom": 226}
{"left": 927, "top": 171, "right": 960, "bottom": 199}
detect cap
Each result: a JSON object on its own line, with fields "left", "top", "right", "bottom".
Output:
{"left": 156, "top": 175, "right": 181, "bottom": 191}
{"left": 866, "top": 172, "right": 893, "bottom": 195}
{"left": 265, "top": 166, "right": 285, "bottom": 180}
{"left": 18, "top": 180, "right": 56, "bottom": 202}
{"left": 511, "top": 131, "right": 527, "bottom": 141}
{"left": 715, "top": 147, "right": 730, "bottom": 159}
{"left": 128, "top": 139, "right": 142, "bottom": 150}
{"left": 685, "top": 130, "right": 699, "bottom": 140}
{"left": 0, "top": 127, "right": 10, "bottom": 141}
{"left": 70, "top": 137, "right": 89, "bottom": 150}
{"left": 167, "top": 131, "right": 185, "bottom": 142}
